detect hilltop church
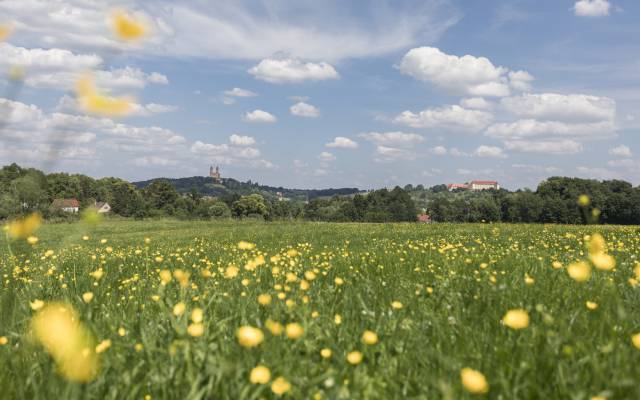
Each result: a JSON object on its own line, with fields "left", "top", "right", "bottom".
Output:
{"left": 209, "top": 165, "right": 222, "bottom": 183}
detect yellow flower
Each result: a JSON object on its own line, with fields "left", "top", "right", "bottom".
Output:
{"left": 334, "top": 277, "right": 344, "bottom": 285}
{"left": 258, "top": 294, "right": 272, "bottom": 306}
{"left": 134, "top": 343, "right": 144, "bottom": 352}
{"left": 237, "top": 326, "right": 264, "bottom": 348}
{"left": 0, "top": 336, "right": 8, "bottom": 345}
{"left": 552, "top": 261, "right": 563, "bottom": 269}
{"left": 460, "top": 368, "right": 489, "bottom": 394}
{"left": 112, "top": 10, "right": 147, "bottom": 41}
{"left": 588, "top": 233, "right": 606, "bottom": 255}
{"left": 27, "top": 236, "right": 39, "bottom": 245}
{"left": 224, "top": 265, "right": 239, "bottom": 279}
{"left": 631, "top": 333, "right": 640, "bottom": 349}
{"left": 362, "top": 330, "right": 378, "bottom": 345}
{"left": 391, "top": 301, "right": 403, "bottom": 309}
{"left": 250, "top": 365, "right": 271, "bottom": 384}
{"left": 191, "top": 308, "right": 203, "bottom": 323}
{"left": 173, "top": 269, "right": 190, "bottom": 287}
{"left": 159, "top": 269, "right": 172, "bottom": 285}
{"left": 7, "top": 213, "right": 42, "bottom": 239}
{"left": 334, "top": 314, "right": 342, "bottom": 325}
{"left": 238, "top": 241, "right": 256, "bottom": 250}
{"left": 634, "top": 262, "right": 640, "bottom": 279}
{"left": 320, "top": 348, "right": 332, "bottom": 358}
{"left": 577, "top": 194, "right": 590, "bottom": 207}
{"left": 586, "top": 301, "right": 598, "bottom": 310}
{"left": 590, "top": 253, "right": 615, "bottom": 271}
{"left": 285, "top": 323, "right": 304, "bottom": 339}
{"left": 187, "top": 323, "right": 204, "bottom": 337}
{"left": 30, "top": 299, "right": 45, "bottom": 311}
{"left": 76, "top": 74, "right": 134, "bottom": 117}
{"left": 173, "top": 302, "right": 186, "bottom": 317}
{"left": 567, "top": 261, "right": 591, "bottom": 282}
{"left": 502, "top": 309, "right": 530, "bottom": 330}
{"left": 118, "top": 327, "right": 126, "bottom": 337}
{"left": 95, "top": 339, "right": 111, "bottom": 354}
{"left": 31, "top": 303, "right": 98, "bottom": 382}
{"left": 271, "top": 377, "right": 292, "bottom": 396}
{"left": 82, "top": 292, "right": 94, "bottom": 303}
{"left": 265, "top": 319, "right": 283, "bottom": 336}
{"left": 0, "top": 24, "right": 13, "bottom": 41}
{"left": 346, "top": 351, "right": 363, "bottom": 365}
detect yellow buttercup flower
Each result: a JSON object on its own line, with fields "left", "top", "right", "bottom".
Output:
{"left": 362, "top": 330, "right": 378, "bottom": 345}
{"left": 567, "top": 261, "right": 591, "bottom": 282}
{"left": 265, "top": 319, "right": 283, "bottom": 336}
{"left": 347, "top": 351, "right": 363, "bottom": 365}
{"left": 172, "top": 302, "right": 186, "bottom": 317}
{"left": 30, "top": 299, "right": 45, "bottom": 311}
{"left": 586, "top": 301, "right": 598, "bottom": 310}
{"left": 31, "top": 303, "right": 98, "bottom": 382}
{"left": 320, "top": 348, "right": 332, "bottom": 358}
{"left": 27, "top": 236, "right": 39, "bottom": 245}
{"left": 271, "top": 377, "right": 291, "bottom": 396}
{"left": 258, "top": 294, "right": 272, "bottom": 306}
{"left": 250, "top": 365, "right": 271, "bottom": 384}
{"left": 112, "top": 11, "right": 147, "bottom": 41}
{"left": 631, "top": 333, "right": 640, "bottom": 349}
{"left": 76, "top": 74, "right": 134, "bottom": 117}
{"left": 285, "top": 323, "right": 304, "bottom": 339}
{"left": 590, "top": 253, "right": 615, "bottom": 271}
{"left": 502, "top": 309, "right": 530, "bottom": 330}
{"left": 391, "top": 301, "right": 403, "bottom": 309}
{"left": 238, "top": 241, "right": 256, "bottom": 250}
{"left": 237, "top": 326, "right": 264, "bottom": 348}
{"left": 191, "top": 308, "right": 203, "bottom": 323}
{"left": 7, "top": 213, "right": 42, "bottom": 240}
{"left": 187, "top": 323, "right": 204, "bottom": 337}
{"left": 577, "top": 194, "right": 590, "bottom": 207}
{"left": 82, "top": 292, "right": 94, "bottom": 303}
{"left": 460, "top": 367, "right": 489, "bottom": 394}
{"left": 95, "top": 339, "right": 111, "bottom": 354}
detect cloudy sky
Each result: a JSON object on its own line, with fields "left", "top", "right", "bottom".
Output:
{"left": 0, "top": 0, "right": 638, "bottom": 189}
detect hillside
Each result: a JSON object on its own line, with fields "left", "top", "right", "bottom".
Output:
{"left": 132, "top": 176, "right": 361, "bottom": 202}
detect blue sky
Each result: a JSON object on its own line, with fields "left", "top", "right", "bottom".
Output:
{"left": 0, "top": 0, "right": 638, "bottom": 190}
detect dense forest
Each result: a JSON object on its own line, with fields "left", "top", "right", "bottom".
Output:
{"left": 2, "top": 163, "right": 640, "bottom": 224}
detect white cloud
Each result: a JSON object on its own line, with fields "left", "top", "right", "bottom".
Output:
{"left": 504, "top": 139, "right": 584, "bottom": 154}
{"left": 374, "top": 146, "right": 416, "bottom": 162}
{"left": 224, "top": 88, "right": 257, "bottom": 97}
{"left": 607, "top": 159, "right": 637, "bottom": 168}
{"left": 143, "top": 103, "right": 178, "bottom": 114}
{"left": 609, "top": 145, "right": 632, "bottom": 157}
{"left": 474, "top": 145, "right": 506, "bottom": 158}
{"left": 56, "top": 95, "right": 177, "bottom": 117}
{"left": 326, "top": 137, "right": 358, "bottom": 149}
{"left": 500, "top": 93, "right": 615, "bottom": 122}
{"left": 486, "top": 119, "right": 615, "bottom": 139}
{"left": 229, "top": 134, "right": 256, "bottom": 146}
{"left": 574, "top": 0, "right": 611, "bottom": 17}
{"left": 398, "top": 47, "right": 533, "bottom": 97}
{"left": 244, "top": 109, "right": 277, "bottom": 123}
{"left": 191, "top": 141, "right": 260, "bottom": 159}
{"left": 318, "top": 151, "right": 336, "bottom": 162}
{"left": 290, "top": 102, "right": 320, "bottom": 118}
{"left": 460, "top": 97, "right": 492, "bottom": 110}
{"left": 359, "top": 131, "right": 424, "bottom": 147}
{"left": 430, "top": 146, "right": 448, "bottom": 155}
{"left": 394, "top": 105, "right": 493, "bottom": 132}
{"left": 249, "top": 58, "right": 339, "bottom": 84}
{"left": 132, "top": 156, "right": 179, "bottom": 167}
{"left": 576, "top": 166, "right": 618, "bottom": 179}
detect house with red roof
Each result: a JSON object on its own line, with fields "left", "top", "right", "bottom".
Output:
{"left": 51, "top": 198, "right": 80, "bottom": 213}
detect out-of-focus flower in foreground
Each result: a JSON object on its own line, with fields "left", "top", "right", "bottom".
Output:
{"left": 76, "top": 74, "right": 134, "bottom": 117}
{"left": 6, "top": 213, "right": 42, "bottom": 240}
{"left": 461, "top": 367, "right": 489, "bottom": 394}
{"left": 0, "top": 24, "right": 13, "bottom": 41}
{"left": 250, "top": 365, "right": 271, "bottom": 384}
{"left": 502, "top": 309, "right": 530, "bottom": 330}
{"left": 237, "top": 326, "right": 264, "bottom": 348}
{"left": 577, "top": 194, "right": 590, "bottom": 207}
{"left": 31, "top": 303, "right": 98, "bottom": 382}
{"left": 112, "top": 11, "right": 147, "bottom": 41}
{"left": 567, "top": 261, "right": 591, "bottom": 282}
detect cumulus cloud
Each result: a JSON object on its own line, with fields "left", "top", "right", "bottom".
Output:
{"left": 249, "top": 58, "right": 339, "bottom": 84}
{"left": 504, "top": 139, "right": 584, "bottom": 154}
{"left": 486, "top": 119, "right": 615, "bottom": 139}
{"left": 394, "top": 105, "right": 493, "bottom": 132}
{"left": 430, "top": 146, "right": 448, "bottom": 155}
{"left": 244, "top": 109, "right": 277, "bottom": 123}
{"left": 374, "top": 146, "right": 416, "bottom": 162}
{"left": 500, "top": 93, "right": 615, "bottom": 122}
{"left": 574, "top": 0, "right": 611, "bottom": 17}
{"left": 190, "top": 138, "right": 273, "bottom": 169}
{"left": 56, "top": 95, "right": 177, "bottom": 117}
{"left": 224, "top": 88, "right": 257, "bottom": 97}
{"left": 398, "top": 47, "right": 533, "bottom": 97}
{"left": 318, "top": 151, "right": 336, "bottom": 162}
{"left": 609, "top": 145, "right": 632, "bottom": 157}
{"left": 229, "top": 134, "right": 256, "bottom": 146}
{"left": 290, "top": 102, "right": 320, "bottom": 118}
{"left": 460, "top": 97, "right": 492, "bottom": 110}
{"left": 326, "top": 137, "right": 358, "bottom": 149}
{"left": 359, "top": 131, "right": 424, "bottom": 147}
{"left": 474, "top": 145, "right": 506, "bottom": 158}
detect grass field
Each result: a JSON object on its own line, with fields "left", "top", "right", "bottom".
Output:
{"left": 1, "top": 220, "right": 640, "bottom": 399}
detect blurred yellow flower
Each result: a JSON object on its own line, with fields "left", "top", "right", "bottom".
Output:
{"left": 285, "top": 323, "right": 304, "bottom": 339}
{"left": 552, "top": 261, "right": 563, "bottom": 269}
{"left": 362, "top": 330, "right": 378, "bottom": 345}
{"left": 258, "top": 294, "right": 272, "bottom": 306}
{"left": 187, "top": 323, "right": 204, "bottom": 337}
{"left": 588, "top": 233, "right": 605, "bottom": 255}
{"left": 225, "top": 265, "right": 239, "bottom": 279}
{"left": 238, "top": 241, "right": 256, "bottom": 250}
{"left": 631, "top": 333, "right": 640, "bottom": 349}
{"left": 31, "top": 303, "right": 98, "bottom": 382}
{"left": 95, "top": 339, "right": 111, "bottom": 353}
{"left": 118, "top": 327, "right": 126, "bottom": 337}
{"left": 460, "top": 367, "right": 489, "bottom": 394}
{"left": 0, "top": 24, "right": 13, "bottom": 41}
{"left": 7, "top": 213, "right": 42, "bottom": 240}
{"left": 82, "top": 292, "right": 94, "bottom": 303}
{"left": 76, "top": 75, "right": 134, "bottom": 117}
{"left": 237, "top": 326, "right": 264, "bottom": 348}
{"left": 30, "top": 299, "right": 45, "bottom": 311}
{"left": 320, "top": 348, "right": 332, "bottom": 358}
{"left": 27, "top": 236, "right": 39, "bottom": 245}
{"left": 502, "top": 309, "right": 530, "bottom": 330}
{"left": 577, "top": 194, "right": 590, "bottom": 207}
{"left": 347, "top": 351, "right": 363, "bottom": 365}
{"left": 191, "top": 308, "right": 203, "bottom": 323}
{"left": 391, "top": 301, "right": 403, "bottom": 309}
{"left": 112, "top": 10, "right": 147, "bottom": 41}
{"left": 250, "top": 365, "right": 271, "bottom": 384}
{"left": 590, "top": 253, "right": 615, "bottom": 271}
{"left": 159, "top": 269, "right": 172, "bottom": 285}
{"left": 271, "top": 377, "right": 291, "bottom": 396}
{"left": 567, "top": 261, "right": 591, "bottom": 282}
{"left": 265, "top": 319, "right": 283, "bottom": 336}
{"left": 586, "top": 301, "right": 598, "bottom": 310}
{"left": 173, "top": 302, "right": 186, "bottom": 317}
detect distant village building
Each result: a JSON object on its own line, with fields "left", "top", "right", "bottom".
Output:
{"left": 94, "top": 202, "right": 111, "bottom": 214}
{"left": 209, "top": 165, "right": 222, "bottom": 183}
{"left": 418, "top": 213, "right": 431, "bottom": 223}
{"left": 52, "top": 198, "right": 80, "bottom": 213}
{"left": 447, "top": 181, "right": 500, "bottom": 191}
{"left": 276, "top": 192, "right": 290, "bottom": 202}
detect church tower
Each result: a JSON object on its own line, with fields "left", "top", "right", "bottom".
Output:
{"left": 209, "top": 165, "right": 221, "bottom": 183}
